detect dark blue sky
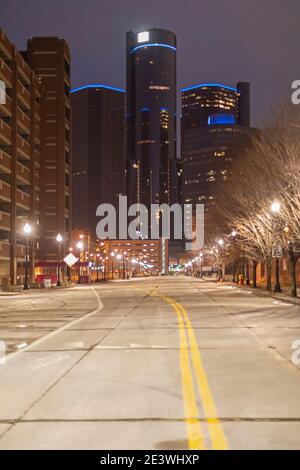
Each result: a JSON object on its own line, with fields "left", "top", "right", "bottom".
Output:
{"left": 1, "top": 0, "right": 298, "bottom": 125}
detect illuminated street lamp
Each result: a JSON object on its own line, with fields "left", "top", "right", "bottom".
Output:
{"left": 271, "top": 201, "right": 281, "bottom": 213}
{"left": 56, "top": 234, "right": 63, "bottom": 287}
{"left": 76, "top": 241, "right": 83, "bottom": 250}
{"left": 23, "top": 223, "right": 31, "bottom": 290}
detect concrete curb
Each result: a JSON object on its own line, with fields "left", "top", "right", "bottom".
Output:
{"left": 203, "top": 278, "right": 300, "bottom": 306}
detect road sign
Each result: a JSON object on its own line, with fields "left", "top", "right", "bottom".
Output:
{"left": 272, "top": 245, "right": 282, "bottom": 258}
{"left": 64, "top": 253, "right": 79, "bottom": 268}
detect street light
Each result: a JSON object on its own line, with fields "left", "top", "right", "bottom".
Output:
{"left": 271, "top": 201, "right": 282, "bottom": 293}
{"left": 23, "top": 223, "right": 31, "bottom": 290}
{"left": 56, "top": 234, "right": 63, "bottom": 287}
{"left": 271, "top": 201, "right": 281, "bottom": 213}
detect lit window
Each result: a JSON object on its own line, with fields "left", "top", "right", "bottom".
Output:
{"left": 137, "top": 31, "right": 149, "bottom": 43}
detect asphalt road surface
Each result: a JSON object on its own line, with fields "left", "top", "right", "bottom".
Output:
{"left": 0, "top": 276, "right": 300, "bottom": 450}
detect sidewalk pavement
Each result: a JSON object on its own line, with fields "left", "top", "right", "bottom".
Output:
{"left": 216, "top": 279, "right": 300, "bottom": 306}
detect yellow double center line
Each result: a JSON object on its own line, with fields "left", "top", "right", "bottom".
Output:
{"left": 133, "top": 285, "right": 228, "bottom": 450}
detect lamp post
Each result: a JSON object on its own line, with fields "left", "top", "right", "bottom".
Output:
{"left": 111, "top": 251, "right": 115, "bottom": 280}
{"left": 23, "top": 223, "right": 31, "bottom": 290}
{"left": 271, "top": 201, "right": 282, "bottom": 293}
{"left": 96, "top": 253, "right": 100, "bottom": 282}
{"left": 76, "top": 241, "right": 83, "bottom": 283}
{"left": 123, "top": 251, "right": 127, "bottom": 279}
{"left": 217, "top": 238, "right": 224, "bottom": 281}
{"left": 199, "top": 253, "right": 203, "bottom": 278}
{"left": 56, "top": 234, "right": 63, "bottom": 287}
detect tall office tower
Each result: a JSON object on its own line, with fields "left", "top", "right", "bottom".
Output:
{"left": 181, "top": 82, "right": 250, "bottom": 130}
{"left": 126, "top": 29, "right": 178, "bottom": 208}
{"left": 181, "top": 82, "right": 254, "bottom": 215}
{"left": 71, "top": 84, "right": 125, "bottom": 235}
{"left": 26, "top": 37, "right": 71, "bottom": 262}
{"left": 0, "top": 30, "right": 42, "bottom": 287}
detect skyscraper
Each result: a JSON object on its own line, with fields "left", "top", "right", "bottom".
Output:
{"left": 126, "top": 29, "right": 177, "bottom": 208}
{"left": 71, "top": 84, "right": 125, "bottom": 235}
{"left": 26, "top": 37, "right": 71, "bottom": 262}
{"left": 181, "top": 82, "right": 253, "bottom": 214}
{"left": 181, "top": 82, "right": 250, "bottom": 130}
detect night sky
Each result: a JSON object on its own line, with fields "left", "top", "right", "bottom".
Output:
{"left": 1, "top": 0, "right": 298, "bottom": 125}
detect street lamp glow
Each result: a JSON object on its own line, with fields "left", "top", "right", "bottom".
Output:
{"left": 23, "top": 223, "right": 32, "bottom": 235}
{"left": 76, "top": 241, "right": 83, "bottom": 250}
{"left": 56, "top": 233, "right": 63, "bottom": 243}
{"left": 231, "top": 230, "right": 237, "bottom": 237}
{"left": 111, "top": 252, "right": 115, "bottom": 257}
{"left": 218, "top": 238, "right": 224, "bottom": 246}
{"left": 271, "top": 201, "right": 281, "bottom": 213}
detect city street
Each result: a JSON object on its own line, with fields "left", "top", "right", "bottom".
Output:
{"left": 0, "top": 277, "right": 300, "bottom": 450}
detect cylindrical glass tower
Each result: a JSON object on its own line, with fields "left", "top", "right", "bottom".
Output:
{"left": 126, "top": 29, "right": 177, "bottom": 208}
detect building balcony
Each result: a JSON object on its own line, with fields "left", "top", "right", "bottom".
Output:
{"left": 0, "top": 180, "right": 11, "bottom": 202}
{"left": 17, "top": 80, "right": 31, "bottom": 109}
{"left": 34, "top": 125, "right": 41, "bottom": 143}
{"left": 33, "top": 199, "right": 40, "bottom": 213}
{"left": 0, "top": 57, "right": 12, "bottom": 87}
{"left": 15, "top": 243, "right": 26, "bottom": 258}
{"left": 0, "top": 93, "right": 12, "bottom": 117}
{"left": 34, "top": 148, "right": 40, "bottom": 162}
{"left": 16, "top": 161, "right": 30, "bottom": 184}
{"left": 0, "top": 149, "right": 11, "bottom": 174}
{"left": 33, "top": 174, "right": 40, "bottom": 189}
{"left": 0, "top": 118, "right": 12, "bottom": 145}
{"left": 16, "top": 189, "right": 30, "bottom": 209}
{"left": 17, "top": 107, "right": 31, "bottom": 133}
{"left": 16, "top": 53, "right": 31, "bottom": 84}
{"left": 34, "top": 101, "right": 41, "bottom": 117}
{"left": 0, "top": 241, "right": 10, "bottom": 259}
{"left": 0, "top": 211, "right": 10, "bottom": 231}
{"left": 16, "top": 134, "right": 30, "bottom": 159}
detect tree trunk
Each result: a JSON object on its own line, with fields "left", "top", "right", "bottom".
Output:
{"left": 245, "top": 259, "right": 250, "bottom": 285}
{"left": 289, "top": 254, "right": 298, "bottom": 298}
{"left": 266, "top": 258, "right": 272, "bottom": 292}
{"left": 252, "top": 260, "right": 257, "bottom": 288}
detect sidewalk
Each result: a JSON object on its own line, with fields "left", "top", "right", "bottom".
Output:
{"left": 219, "top": 279, "right": 300, "bottom": 306}
{"left": 0, "top": 284, "right": 76, "bottom": 296}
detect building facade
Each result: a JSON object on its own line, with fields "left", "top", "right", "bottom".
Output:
{"left": 71, "top": 84, "right": 125, "bottom": 235}
{"left": 181, "top": 82, "right": 250, "bottom": 130}
{"left": 0, "top": 29, "right": 42, "bottom": 287}
{"left": 181, "top": 82, "right": 253, "bottom": 214}
{"left": 26, "top": 37, "right": 71, "bottom": 263}
{"left": 126, "top": 29, "right": 178, "bottom": 208}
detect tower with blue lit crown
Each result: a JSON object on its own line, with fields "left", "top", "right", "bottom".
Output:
{"left": 126, "top": 29, "right": 178, "bottom": 208}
